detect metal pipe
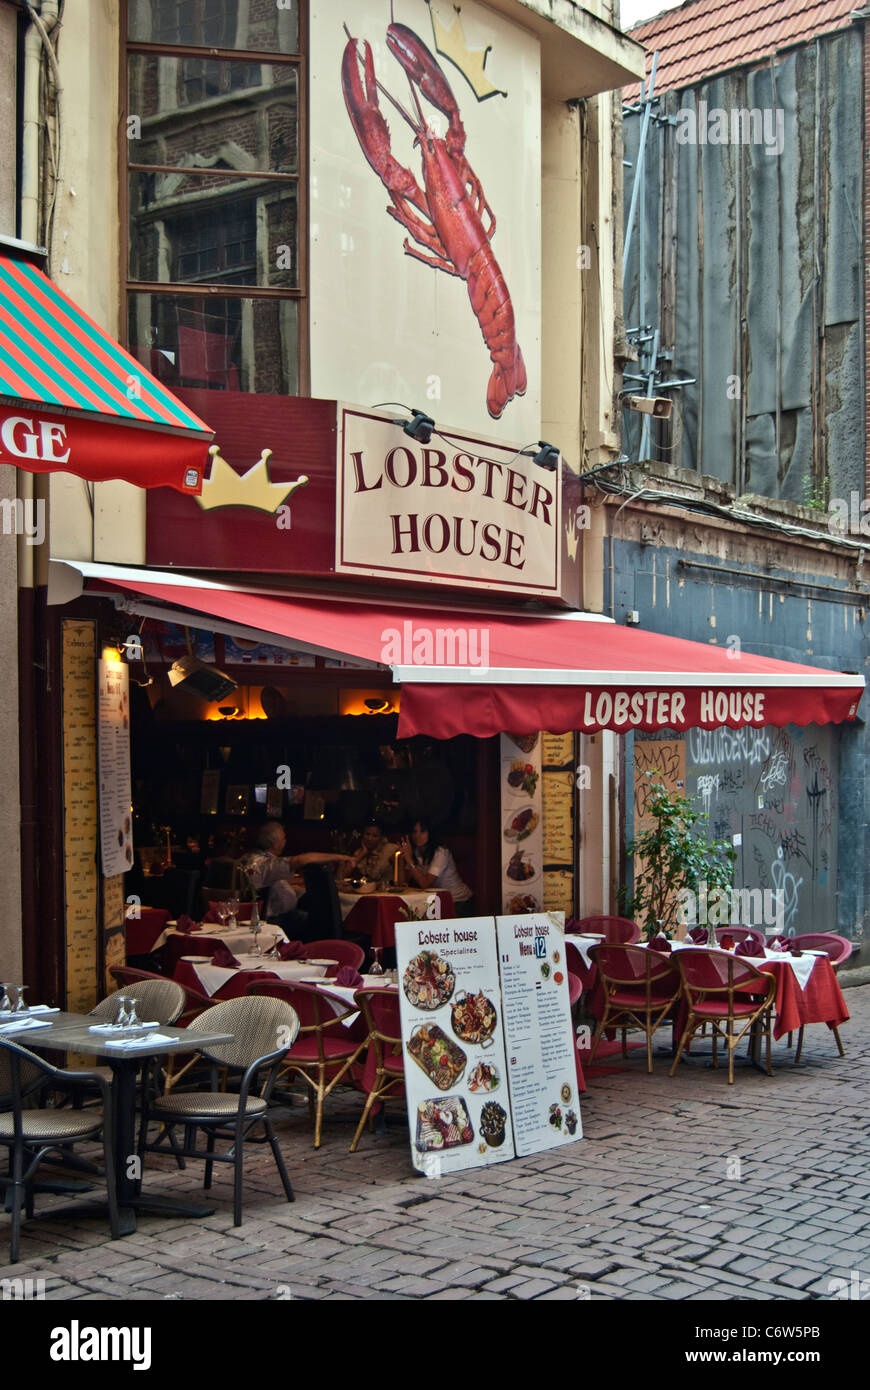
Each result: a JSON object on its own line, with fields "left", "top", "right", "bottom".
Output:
{"left": 622, "top": 50, "right": 658, "bottom": 282}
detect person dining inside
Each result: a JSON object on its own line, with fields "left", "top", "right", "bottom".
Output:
{"left": 350, "top": 819, "right": 399, "bottom": 883}
{"left": 400, "top": 819, "right": 475, "bottom": 917}
{"left": 242, "top": 821, "right": 353, "bottom": 932}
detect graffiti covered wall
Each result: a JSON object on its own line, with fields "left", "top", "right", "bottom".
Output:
{"left": 633, "top": 725, "right": 837, "bottom": 936}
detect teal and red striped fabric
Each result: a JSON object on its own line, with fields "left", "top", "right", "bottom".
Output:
{"left": 0, "top": 251, "right": 212, "bottom": 493}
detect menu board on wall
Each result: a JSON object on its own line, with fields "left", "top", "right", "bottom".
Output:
{"left": 396, "top": 919, "right": 515, "bottom": 1176}
{"left": 98, "top": 655, "right": 133, "bottom": 878}
{"left": 103, "top": 875, "right": 125, "bottom": 995}
{"left": 500, "top": 732, "right": 543, "bottom": 914}
{"left": 63, "top": 621, "right": 98, "bottom": 1014}
{"left": 542, "top": 733, "right": 575, "bottom": 918}
{"left": 496, "top": 912, "right": 581, "bottom": 1155}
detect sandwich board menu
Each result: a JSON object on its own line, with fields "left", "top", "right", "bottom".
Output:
{"left": 396, "top": 918, "right": 515, "bottom": 1176}
{"left": 496, "top": 912, "right": 582, "bottom": 1155}
{"left": 396, "top": 911, "right": 581, "bottom": 1174}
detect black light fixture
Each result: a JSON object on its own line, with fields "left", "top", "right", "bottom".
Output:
{"left": 396, "top": 408, "right": 435, "bottom": 444}
{"left": 521, "top": 440, "right": 560, "bottom": 471}
{"left": 168, "top": 655, "right": 238, "bottom": 702}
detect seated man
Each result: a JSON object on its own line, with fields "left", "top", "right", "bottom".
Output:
{"left": 241, "top": 821, "right": 352, "bottom": 936}
{"left": 350, "top": 819, "right": 400, "bottom": 884}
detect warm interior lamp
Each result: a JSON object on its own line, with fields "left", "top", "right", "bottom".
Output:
{"left": 168, "top": 655, "right": 237, "bottom": 702}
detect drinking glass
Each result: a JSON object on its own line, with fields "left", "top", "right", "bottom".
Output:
{"left": 126, "top": 998, "right": 140, "bottom": 1027}
{"left": 115, "top": 996, "right": 131, "bottom": 1028}
{"left": 216, "top": 903, "right": 230, "bottom": 927}
{"left": 369, "top": 947, "right": 384, "bottom": 976}
{"left": 226, "top": 897, "right": 240, "bottom": 929}
{"left": 13, "top": 985, "right": 28, "bottom": 1013}
{"left": 0, "top": 984, "right": 12, "bottom": 1014}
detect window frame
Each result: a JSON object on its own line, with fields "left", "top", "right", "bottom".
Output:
{"left": 119, "top": 0, "right": 309, "bottom": 393}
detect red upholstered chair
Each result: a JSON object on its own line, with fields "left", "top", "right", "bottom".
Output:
{"left": 570, "top": 916, "right": 641, "bottom": 945}
{"left": 588, "top": 945, "right": 681, "bottom": 1072}
{"left": 670, "top": 948, "right": 776, "bottom": 1084}
{"left": 302, "top": 940, "right": 366, "bottom": 972}
{"left": 713, "top": 926, "right": 766, "bottom": 949}
{"left": 789, "top": 934, "right": 853, "bottom": 1060}
{"left": 349, "top": 989, "right": 405, "bottom": 1152}
{"left": 245, "top": 979, "right": 366, "bottom": 1148}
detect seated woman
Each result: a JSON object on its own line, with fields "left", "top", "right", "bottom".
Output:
{"left": 400, "top": 819, "right": 475, "bottom": 918}
{"left": 350, "top": 819, "right": 399, "bottom": 883}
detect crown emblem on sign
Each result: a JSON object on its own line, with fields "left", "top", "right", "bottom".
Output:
{"left": 196, "top": 445, "right": 309, "bottom": 514}
{"left": 426, "top": 1, "right": 507, "bottom": 102}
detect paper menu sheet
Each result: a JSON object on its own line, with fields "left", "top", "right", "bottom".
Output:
{"left": 396, "top": 918, "right": 515, "bottom": 1176}
{"left": 496, "top": 913, "right": 582, "bottom": 1156}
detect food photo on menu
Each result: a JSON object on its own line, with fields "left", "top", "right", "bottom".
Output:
{"left": 396, "top": 922, "right": 516, "bottom": 1173}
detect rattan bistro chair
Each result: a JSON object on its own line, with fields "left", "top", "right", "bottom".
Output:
{"left": 140, "top": 995, "right": 300, "bottom": 1226}
{"left": 588, "top": 944, "right": 682, "bottom": 1073}
{"left": 89, "top": 980, "right": 185, "bottom": 1027}
{"left": 349, "top": 989, "right": 405, "bottom": 1153}
{"left": 670, "top": 948, "right": 777, "bottom": 1084}
{"left": 0, "top": 1038, "right": 120, "bottom": 1263}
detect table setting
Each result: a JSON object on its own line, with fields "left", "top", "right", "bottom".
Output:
{"left": 338, "top": 887, "right": 454, "bottom": 949}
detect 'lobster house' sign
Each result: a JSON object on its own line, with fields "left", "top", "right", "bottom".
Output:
{"left": 336, "top": 406, "right": 561, "bottom": 597}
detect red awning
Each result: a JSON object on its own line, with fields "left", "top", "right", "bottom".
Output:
{"left": 75, "top": 564, "right": 865, "bottom": 737}
{"left": 0, "top": 246, "right": 212, "bottom": 494}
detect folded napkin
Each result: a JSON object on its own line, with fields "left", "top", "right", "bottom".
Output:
{"left": 103, "top": 1031, "right": 175, "bottom": 1050}
{"left": 687, "top": 927, "right": 708, "bottom": 944}
{"left": 279, "top": 940, "right": 307, "bottom": 961}
{"left": 766, "top": 935, "right": 789, "bottom": 951}
{"left": 335, "top": 965, "right": 364, "bottom": 988}
{"left": 212, "top": 945, "right": 241, "bottom": 969}
{"left": 176, "top": 914, "right": 200, "bottom": 933}
{"left": 650, "top": 935, "right": 672, "bottom": 953}
{"left": 734, "top": 938, "right": 764, "bottom": 957}
{"left": 0, "top": 1016, "right": 51, "bottom": 1032}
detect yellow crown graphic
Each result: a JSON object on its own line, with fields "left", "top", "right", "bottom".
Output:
{"left": 196, "top": 445, "right": 309, "bottom": 514}
{"left": 427, "top": 1, "right": 507, "bottom": 102}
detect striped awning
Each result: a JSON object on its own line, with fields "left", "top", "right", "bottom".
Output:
{"left": 0, "top": 247, "right": 212, "bottom": 494}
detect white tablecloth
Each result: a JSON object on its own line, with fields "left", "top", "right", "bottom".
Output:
{"left": 338, "top": 890, "right": 439, "bottom": 922}
{"left": 565, "top": 935, "right": 604, "bottom": 970}
{"left": 159, "top": 922, "right": 287, "bottom": 953}
{"left": 666, "top": 941, "right": 821, "bottom": 991}
{"left": 189, "top": 955, "right": 326, "bottom": 998}
{"left": 293, "top": 974, "right": 394, "bottom": 1026}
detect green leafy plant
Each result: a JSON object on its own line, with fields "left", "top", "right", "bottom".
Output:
{"left": 801, "top": 472, "right": 829, "bottom": 513}
{"left": 620, "top": 775, "right": 736, "bottom": 939}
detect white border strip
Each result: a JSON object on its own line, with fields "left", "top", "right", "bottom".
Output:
{"left": 391, "top": 665, "right": 865, "bottom": 689}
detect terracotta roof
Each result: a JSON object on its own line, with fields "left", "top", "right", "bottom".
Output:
{"left": 623, "top": 0, "right": 858, "bottom": 101}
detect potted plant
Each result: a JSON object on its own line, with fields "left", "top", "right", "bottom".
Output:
{"left": 620, "top": 775, "right": 736, "bottom": 941}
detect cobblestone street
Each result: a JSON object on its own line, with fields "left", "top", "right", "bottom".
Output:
{"left": 4, "top": 983, "right": 869, "bottom": 1303}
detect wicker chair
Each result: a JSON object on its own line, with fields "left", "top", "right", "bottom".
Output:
{"left": 669, "top": 948, "right": 776, "bottom": 1084}
{"left": 588, "top": 944, "right": 681, "bottom": 1073}
{"left": 110, "top": 966, "right": 215, "bottom": 1091}
{"left": 139, "top": 995, "right": 299, "bottom": 1226}
{"left": 349, "top": 989, "right": 405, "bottom": 1152}
{"left": 246, "top": 979, "right": 367, "bottom": 1148}
{"left": 89, "top": 980, "right": 185, "bottom": 1027}
{"left": 0, "top": 1038, "right": 120, "bottom": 1263}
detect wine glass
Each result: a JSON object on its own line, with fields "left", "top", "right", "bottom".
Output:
{"left": 13, "top": 985, "right": 28, "bottom": 1013}
{"left": 126, "top": 997, "right": 140, "bottom": 1027}
{"left": 115, "top": 996, "right": 131, "bottom": 1028}
{"left": 369, "top": 947, "right": 384, "bottom": 977}
{"left": 216, "top": 902, "right": 230, "bottom": 928}
{"left": 226, "top": 896, "right": 240, "bottom": 929}
{"left": 0, "top": 984, "right": 12, "bottom": 1014}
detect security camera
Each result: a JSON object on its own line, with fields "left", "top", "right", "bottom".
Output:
{"left": 626, "top": 396, "right": 672, "bottom": 418}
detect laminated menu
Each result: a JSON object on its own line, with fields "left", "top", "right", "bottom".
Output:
{"left": 396, "top": 918, "right": 515, "bottom": 1176}
{"left": 495, "top": 912, "right": 582, "bottom": 1156}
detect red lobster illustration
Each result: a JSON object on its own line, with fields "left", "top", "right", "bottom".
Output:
{"left": 341, "top": 14, "right": 526, "bottom": 420}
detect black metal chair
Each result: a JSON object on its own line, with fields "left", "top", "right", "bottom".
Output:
{"left": 0, "top": 1038, "right": 120, "bottom": 1263}
{"left": 301, "top": 864, "right": 345, "bottom": 939}
{"left": 138, "top": 995, "right": 300, "bottom": 1226}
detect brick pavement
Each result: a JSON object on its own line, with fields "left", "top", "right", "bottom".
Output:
{"left": 3, "top": 985, "right": 869, "bottom": 1301}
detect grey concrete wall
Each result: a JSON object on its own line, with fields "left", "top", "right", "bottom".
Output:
{"left": 0, "top": 3, "right": 16, "bottom": 238}
{"left": 0, "top": 463, "right": 22, "bottom": 978}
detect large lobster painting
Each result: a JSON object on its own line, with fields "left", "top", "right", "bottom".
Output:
{"left": 341, "top": 11, "right": 527, "bottom": 420}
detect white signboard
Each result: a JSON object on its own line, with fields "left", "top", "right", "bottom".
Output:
{"left": 98, "top": 655, "right": 133, "bottom": 878}
{"left": 310, "top": 0, "right": 541, "bottom": 444}
{"left": 337, "top": 407, "right": 559, "bottom": 596}
{"left": 396, "top": 918, "right": 515, "bottom": 1175}
{"left": 496, "top": 912, "right": 582, "bottom": 1155}
{"left": 500, "top": 730, "right": 544, "bottom": 911}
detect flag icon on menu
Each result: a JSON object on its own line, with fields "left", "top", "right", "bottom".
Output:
{"left": 535, "top": 980, "right": 542, "bottom": 991}
{"left": 501, "top": 953, "right": 510, "bottom": 963}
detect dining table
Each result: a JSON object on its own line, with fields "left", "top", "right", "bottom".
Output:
{"left": 338, "top": 888, "right": 455, "bottom": 950}
{"left": 2, "top": 1008, "right": 234, "bottom": 1235}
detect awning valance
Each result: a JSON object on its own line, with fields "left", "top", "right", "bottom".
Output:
{"left": 65, "top": 562, "right": 865, "bottom": 738}
{"left": 0, "top": 249, "right": 212, "bottom": 494}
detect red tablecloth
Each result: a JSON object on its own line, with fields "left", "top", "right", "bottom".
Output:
{"left": 343, "top": 891, "right": 454, "bottom": 950}
{"left": 125, "top": 907, "right": 170, "bottom": 956}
